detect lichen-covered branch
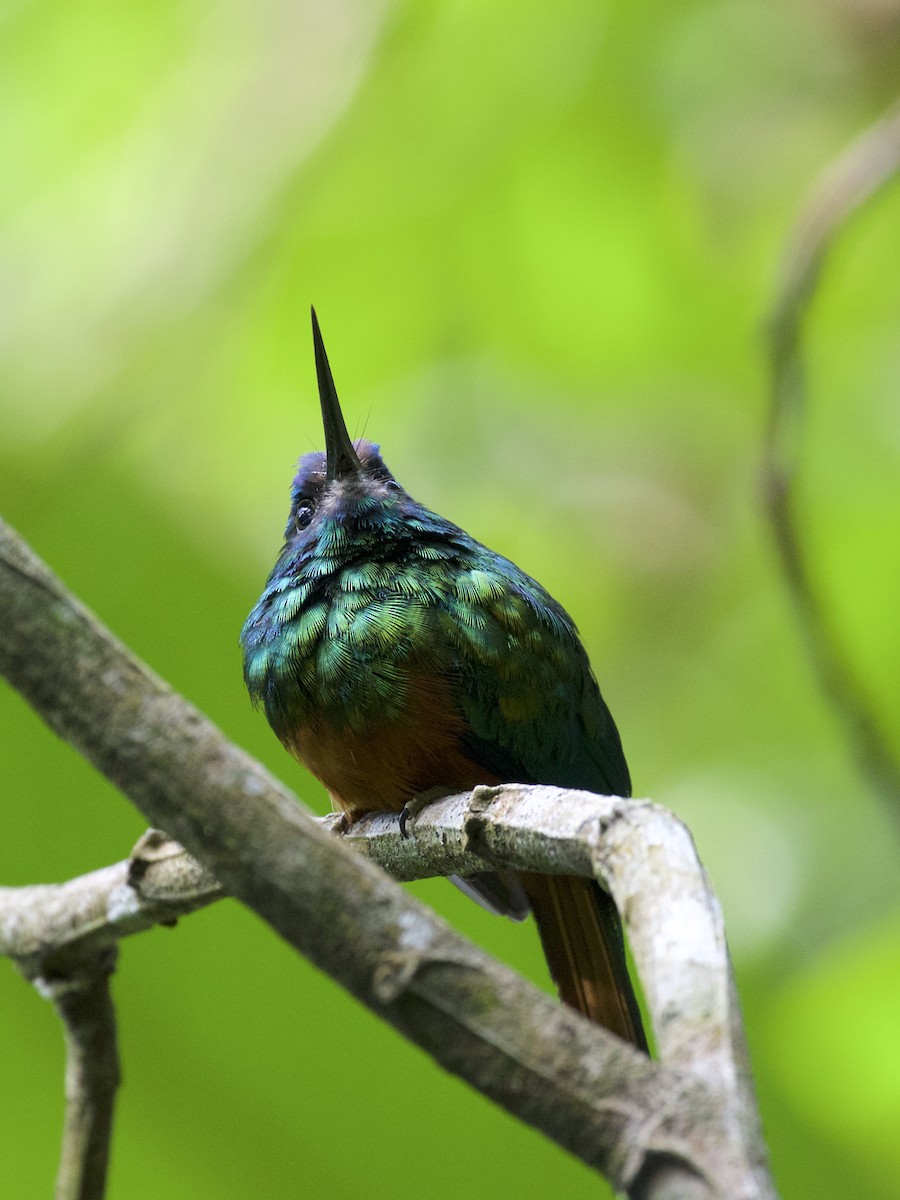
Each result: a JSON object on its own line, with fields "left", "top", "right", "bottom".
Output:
{"left": 344, "top": 786, "right": 763, "bottom": 1146}
{"left": 764, "top": 99, "right": 900, "bottom": 823}
{"left": 0, "top": 832, "right": 222, "bottom": 976}
{"left": 0, "top": 517, "right": 777, "bottom": 1199}
{"left": 2, "top": 795, "right": 765, "bottom": 1196}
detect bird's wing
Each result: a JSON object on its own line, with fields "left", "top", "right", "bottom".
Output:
{"left": 442, "top": 559, "right": 630, "bottom": 798}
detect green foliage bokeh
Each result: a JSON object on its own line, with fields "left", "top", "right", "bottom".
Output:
{"left": 2, "top": 1, "right": 899, "bottom": 1196}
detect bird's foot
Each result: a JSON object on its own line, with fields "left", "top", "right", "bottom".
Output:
{"left": 399, "top": 786, "right": 453, "bottom": 839}
{"left": 399, "top": 803, "right": 415, "bottom": 839}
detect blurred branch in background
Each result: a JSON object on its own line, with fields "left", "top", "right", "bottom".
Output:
{"left": 0, "top": 517, "right": 777, "bottom": 1200}
{"left": 764, "top": 98, "right": 900, "bottom": 830}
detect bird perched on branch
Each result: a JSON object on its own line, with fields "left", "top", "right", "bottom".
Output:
{"left": 241, "top": 310, "right": 646, "bottom": 1051}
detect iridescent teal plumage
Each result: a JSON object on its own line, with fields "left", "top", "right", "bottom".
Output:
{"left": 240, "top": 310, "right": 644, "bottom": 1049}
{"left": 240, "top": 437, "right": 630, "bottom": 800}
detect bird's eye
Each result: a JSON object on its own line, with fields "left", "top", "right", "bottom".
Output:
{"left": 385, "top": 480, "right": 402, "bottom": 494}
{"left": 294, "top": 503, "right": 315, "bottom": 531}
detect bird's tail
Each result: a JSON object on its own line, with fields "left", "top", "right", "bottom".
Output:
{"left": 521, "top": 873, "right": 648, "bottom": 1052}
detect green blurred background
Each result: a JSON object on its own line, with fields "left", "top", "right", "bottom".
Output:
{"left": 2, "top": 0, "right": 899, "bottom": 1195}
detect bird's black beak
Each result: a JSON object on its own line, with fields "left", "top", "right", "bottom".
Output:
{"left": 311, "top": 307, "right": 363, "bottom": 481}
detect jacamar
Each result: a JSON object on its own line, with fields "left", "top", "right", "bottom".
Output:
{"left": 241, "top": 310, "right": 647, "bottom": 1050}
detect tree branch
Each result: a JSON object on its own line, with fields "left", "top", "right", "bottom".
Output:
{"left": 0, "top": 831, "right": 222, "bottom": 975}
{"left": 0, "top": 517, "right": 777, "bottom": 1199}
{"left": 764, "top": 99, "right": 900, "bottom": 825}
{"left": 34, "top": 949, "right": 120, "bottom": 1200}
{"left": 2, "top": 833, "right": 220, "bottom": 1199}
{"left": 341, "top": 788, "right": 758, "bottom": 1114}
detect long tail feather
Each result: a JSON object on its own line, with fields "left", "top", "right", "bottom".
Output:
{"left": 521, "top": 873, "right": 648, "bottom": 1052}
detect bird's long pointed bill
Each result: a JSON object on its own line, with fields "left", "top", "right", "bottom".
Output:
{"left": 311, "top": 307, "right": 362, "bottom": 481}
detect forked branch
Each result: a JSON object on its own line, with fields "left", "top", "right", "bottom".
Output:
{"left": 0, "top": 517, "right": 776, "bottom": 1199}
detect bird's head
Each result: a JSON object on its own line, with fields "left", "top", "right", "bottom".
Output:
{"left": 282, "top": 310, "right": 410, "bottom": 553}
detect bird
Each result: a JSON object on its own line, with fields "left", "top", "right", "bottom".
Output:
{"left": 240, "top": 309, "right": 647, "bottom": 1051}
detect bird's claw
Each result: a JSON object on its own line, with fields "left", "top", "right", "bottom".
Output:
{"left": 398, "top": 787, "right": 449, "bottom": 839}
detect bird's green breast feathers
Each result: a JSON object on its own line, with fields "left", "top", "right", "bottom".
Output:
{"left": 240, "top": 505, "right": 629, "bottom": 797}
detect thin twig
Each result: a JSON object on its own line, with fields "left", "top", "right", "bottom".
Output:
{"left": 2, "top": 838, "right": 216, "bottom": 1200}
{"left": 0, "top": 832, "right": 222, "bottom": 974}
{"left": 28, "top": 949, "right": 120, "bottom": 1200}
{"left": 764, "top": 99, "right": 900, "bottom": 824}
